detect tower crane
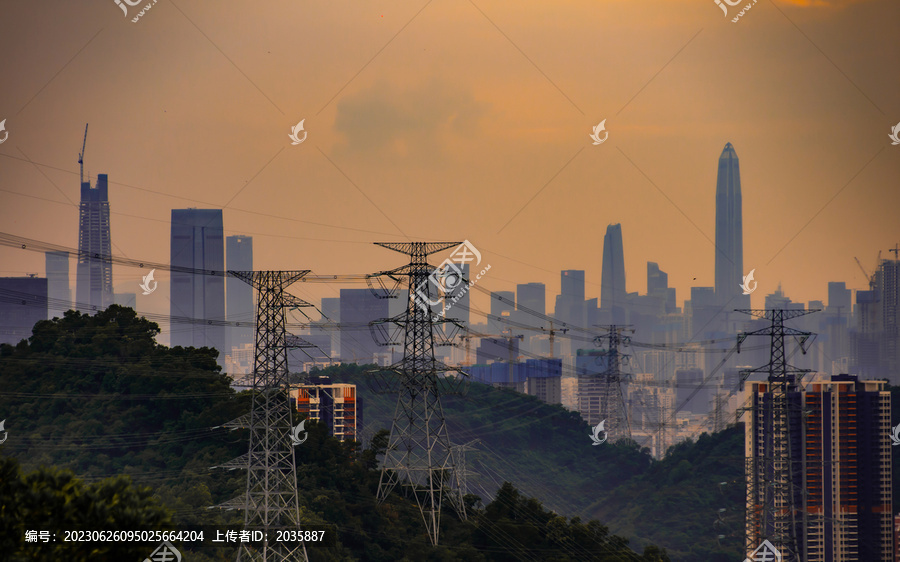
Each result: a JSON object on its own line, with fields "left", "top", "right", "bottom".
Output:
{"left": 541, "top": 320, "right": 569, "bottom": 359}
{"left": 459, "top": 328, "right": 523, "bottom": 384}
{"left": 78, "top": 124, "right": 88, "bottom": 186}
{"left": 854, "top": 251, "right": 881, "bottom": 291}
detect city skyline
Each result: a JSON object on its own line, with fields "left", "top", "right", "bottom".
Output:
{"left": 0, "top": 2, "right": 897, "bottom": 322}
{"left": 1, "top": 2, "right": 898, "bottom": 560}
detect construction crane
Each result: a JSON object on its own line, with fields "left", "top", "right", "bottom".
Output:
{"left": 854, "top": 251, "right": 881, "bottom": 290}
{"left": 459, "top": 329, "right": 523, "bottom": 384}
{"left": 78, "top": 124, "right": 88, "bottom": 186}
{"left": 890, "top": 244, "right": 900, "bottom": 260}
{"left": 541, "top": 320, "right": 568, "bottom": 359}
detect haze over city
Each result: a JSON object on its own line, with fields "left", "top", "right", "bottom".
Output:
{"left": 1, "top": 1, "right": 899, "bottom": 561}
{"left": 1, "top": 0, "right": 898, "bottom": 320}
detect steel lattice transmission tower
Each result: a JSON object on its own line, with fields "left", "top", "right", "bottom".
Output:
{"left": 220, "top": 270, "right": 312, "bottom": 562}
{"left": 369, "top": 242, "right": 469, "bottom": 546}
{"left": 737, "top": 308, "right": 817, "bottom": 562}
{"left": 591, "top": 325, "right": 633, "bottom": 442}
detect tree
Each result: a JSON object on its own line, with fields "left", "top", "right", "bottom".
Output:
{"left": 0, "top": 457, "right": 173, "bottom": 561}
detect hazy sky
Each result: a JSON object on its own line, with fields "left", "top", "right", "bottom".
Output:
{"left": 1, "top": 0, "right": 898, "bottom": 335}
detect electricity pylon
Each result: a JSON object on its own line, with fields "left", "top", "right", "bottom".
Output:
{"left": 215, "top": 271, "right": 312, "bottom": 562}
{"left": 369, "top": 242, "right": 469, "bottom": 546}
{"left": 590, "top": 325, "right": 633, "bottom": 442}
{"left": 737, "top": 308, "right": 818, "bottom": 562}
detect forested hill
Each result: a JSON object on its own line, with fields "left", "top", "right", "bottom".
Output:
{"left": 0, "top": 306, "right": 669, "bottom": 561}
{"left": 6, "top": 308, "right": 897, "bottom": 561}
{"left": 324, "top": 364, "right": 745, "bottom": 561}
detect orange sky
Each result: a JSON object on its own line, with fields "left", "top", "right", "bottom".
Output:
{"left": 0, "top": 0, "right": 898, "bottom": 339}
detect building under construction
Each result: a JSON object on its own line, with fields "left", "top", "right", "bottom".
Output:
{"left": 745, "top": 373, "right": 893, "bottom": 561}
{"left": 852, "top": 252, "right": 900, "bottom": 384}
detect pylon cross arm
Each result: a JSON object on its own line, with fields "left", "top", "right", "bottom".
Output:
{"left": 375, "top": 242, "right": 461, "bottom": 257}
{"left": 228, "top": 270, "right": 310, "bottom": 289}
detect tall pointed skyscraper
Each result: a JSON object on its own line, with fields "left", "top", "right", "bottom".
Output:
{"left": 601, "top": 223, "right": 626, "bottom": 323}
{"left": 76, "top": 174, "right": 113, "bottom": 313}
{"left": 714, "top": 143, "right": 749, "bottom": 311}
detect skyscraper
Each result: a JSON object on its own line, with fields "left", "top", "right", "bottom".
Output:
{"left": 745, "top": 374, "right": 893, "bottom": 560}
{"left": 0, "top": 277, "right": 47, "bottom": 345}
{"left": 882, "top": 257, "right": 900, "bottom": 382}
{"left": 601, "top": 224, "right": 626, "bottom": 323}
{"left": 556, "top": 270, "right": 585, "bottom": 356}
{"left": 320, "top": 297, "right": 340, "bottom": 359}
{"left": 339, "top": 288, "right": 388, "bottom": 364}
{"left": 647, "top": 261, "right": 676, "bottom": 314}
{"left": 516, "top": 283, "right": 545, "bottom": 317}
{"left": 647, "top": 261, "right": 667, "bottom": 294}
{"left": 45, "top": 251, "right": 70, "bottom": 319}
{"left": 488, "top": 290, "right": 515, "bottom": 334}
{"left": 226, "top": 235, "right": 254, "bottom": 352}
{"left": 714, "top": 143, "right": 749, "bottom": 311}
{"left": 76, "top": 174, "right": 113, "bottom": 313}
{"left": 170, "top": 209, "right": 225, "bottom": 356}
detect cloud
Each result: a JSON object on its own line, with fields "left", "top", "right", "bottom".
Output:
{"left": 333, "top": 79, "right": 489, "bottom": 159}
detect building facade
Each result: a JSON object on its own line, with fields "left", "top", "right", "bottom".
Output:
{"left": 0, "top": 277, "right": 48, "bottom": 345}
{"left": 601, "top": 224, "right": 626, "bottom": 323}
{"left": 746, "top": 374, "right": 893, "bottom": 561}
{"left": 714, "top": 143, "right": 749, "bottom": 312}
{"left": 339, "top": 288, "right": 388, "bottom": 364}
{"left": 226, "top": 234, "right": 254, "bottom": 353}
{"left": 45, "top": 250, "right": 70, "bottom": 319}
{"left": 524, "top": 358, "right": 562, "bottom": 404}
{"left": 291, "top": 376, "right": 361, "bottom": 442}
{"left": 170, "top": 209, "right": 226, "bottom": 356}
{"left": 76, "top": 174, "right": 113, "bottom": 313}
